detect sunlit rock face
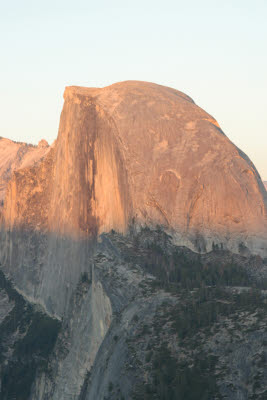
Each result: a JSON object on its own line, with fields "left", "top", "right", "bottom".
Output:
{"left": 0, "top": 137, "right": 49, "bottom": 205}
{"left": 264, "top": 181, "right": 267, "bottom": 190}
{"left": 48, "top": 87, "right": 131, "bottom": 237}
{"left": 2, "top": 81, "right": 266, "bottom": 255}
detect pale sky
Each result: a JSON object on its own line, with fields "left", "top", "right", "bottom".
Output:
{"left": 0, "top": 0, "right": 266, "bottom": 179}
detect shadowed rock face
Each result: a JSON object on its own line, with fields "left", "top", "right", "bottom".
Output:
{"left": 1, "top": 80, "right": 266, "bottom": 255}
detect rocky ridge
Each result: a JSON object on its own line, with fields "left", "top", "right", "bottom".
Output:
{"left": 0, "top": 137, "right": 50, "bottom": 204}
{"left": 0, "top": 81, "right": 266, "bottom": 399}
{"left": 1, "top": 228, "right": 267, "bottom": 399}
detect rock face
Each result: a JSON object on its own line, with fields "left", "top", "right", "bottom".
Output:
{"left": 264, "top": 181, "right": 267, "bottom": 190}
{"left": 0, "top": 79, "right": 265, "bottom": 321}
{"left": 0, "top": 137, "right": 49, "bottom": 204}
{"left": 0, "top": 81, "right": 266, "bottom": 400}
{"left": 1, "top": 81, "right": 266, "bottom": 253}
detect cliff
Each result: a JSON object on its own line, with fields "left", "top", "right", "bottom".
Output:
{"left": 0, "top": 81, "right": 267, "bottom": 400}
{"left": 1, "top": 81, "right": 267, "bottom": 254}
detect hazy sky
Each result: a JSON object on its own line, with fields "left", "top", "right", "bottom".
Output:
{"left": 1, "top": 0, "right": 266, "bottom": 178}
